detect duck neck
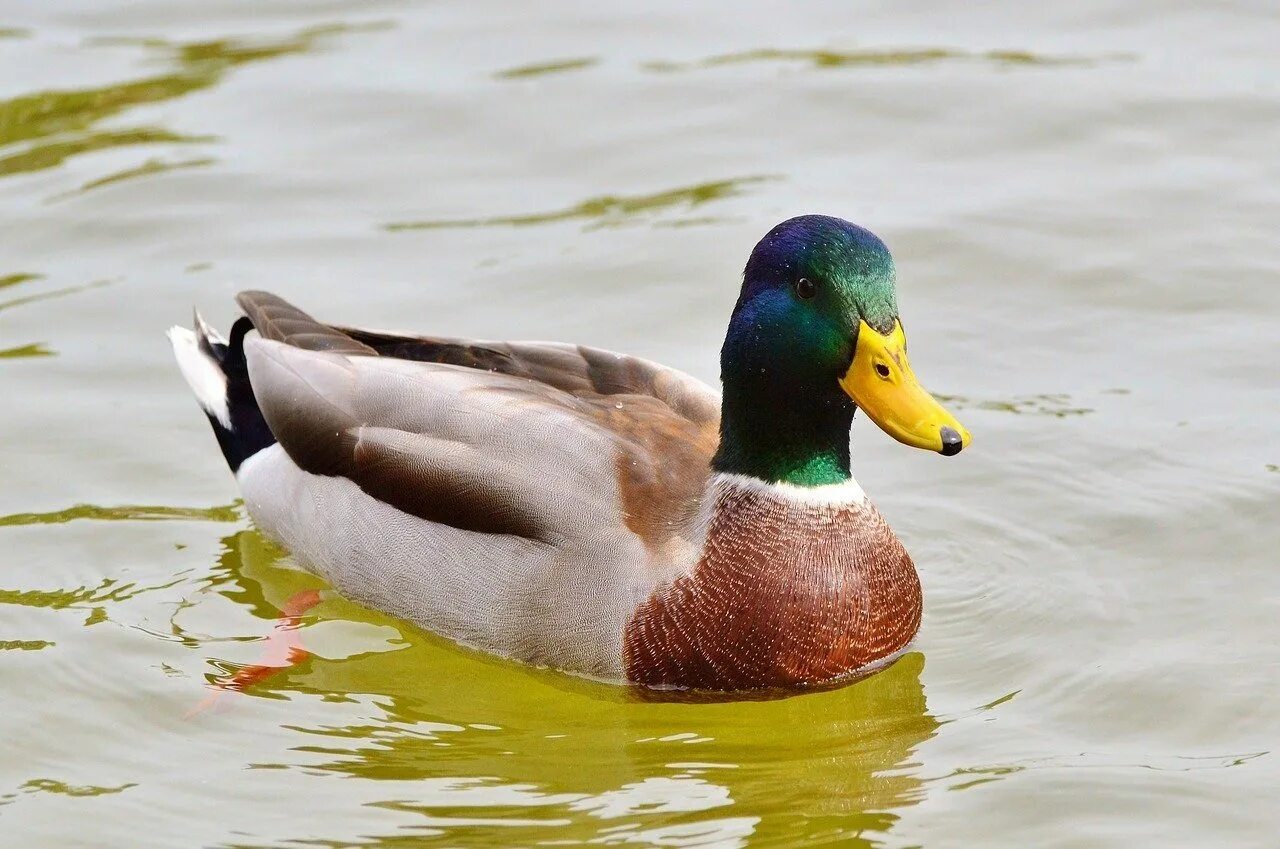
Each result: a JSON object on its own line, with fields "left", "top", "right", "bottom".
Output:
{"left": 712, "top": 384, "right": 855, "bottom": 487}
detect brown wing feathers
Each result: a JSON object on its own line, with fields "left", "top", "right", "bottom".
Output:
{"left": 340, "top": 325, "right": 719, "bottom": 428}
{"left": 238, "top": 290, "right": 719, "bottom": 549}
{"left": 245, "top": 340, "right": 558, "bottom": 542}
{"left": 237, "top": 291, "right": 378, "bottom": 356}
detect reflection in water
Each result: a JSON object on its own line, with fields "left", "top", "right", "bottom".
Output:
{"left": 0, "top": 575, "right": 182, "bottom": 612}
{"left": 0, "top": 128, "right": 205, "bottom": 179}
{"left": 0, "top": 278, "right": 112, "bottom": 315}
{"left": 19, "top": 779, "right": 136, "bottom": 797}
{"left": 494, "top": 57, "right": 599, "bottom": 79}
{"left": 0, "top": 575, "right": 169, "bottom": 631}
{"left": 49, "top": 156, "right": 216, "bottom": 201}
{"left": 0, "top": 272, "right": 42, "bottom": 290}
{"left": 385, "top": 176, "right": 777, "bottom": 232}
{"left": 645, "top": 46, "right": 1125, "bottom": 73}
{"left": 0, "top": 501, "right": 240, "bottom": 526}
{"left": 489, "top": 47, "right": 1125, "bottom": 78}
{"left": 0, "top": 779, "right": 132, "bottom": 812}
{"left": 0, "top": 24, "right": 376, "bottom": 187}
{"left": 185, "top": 529, "right": 940, "bottom": 848}
{"left": 0, "top": 639, "right": 55, "bottom": 651}
{"left": 0, "top": 503, "right": 235, "bottom": 642}
{"left": 0, "top": 343, "right": 53, "bottom": 359}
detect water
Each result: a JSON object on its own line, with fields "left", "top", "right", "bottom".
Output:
{"left": 2, "top": 2, "right": 1278, "bottom": 847}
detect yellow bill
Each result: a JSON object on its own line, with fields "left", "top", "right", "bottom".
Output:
{"left": 839, "top": 319, "right": 971, "bottom": 455}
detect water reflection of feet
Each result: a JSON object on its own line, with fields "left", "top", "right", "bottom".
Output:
{"left": 187, "top": 587, "right": 322, "bottom": 717}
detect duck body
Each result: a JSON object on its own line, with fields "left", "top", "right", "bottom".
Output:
{"left": 171, "top": 216, "right": 965, "bottom": 692}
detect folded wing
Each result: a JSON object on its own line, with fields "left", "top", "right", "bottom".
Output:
{"left": 237, "top": 291, "right": 721, "bottom": 552}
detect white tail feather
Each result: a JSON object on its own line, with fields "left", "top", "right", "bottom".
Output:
{"left": 168, "top": 324, "right": 231, "bottom": 428}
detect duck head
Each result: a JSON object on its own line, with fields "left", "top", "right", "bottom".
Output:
{"left": 713, "top": 215, "right": 970, "bottom": 486}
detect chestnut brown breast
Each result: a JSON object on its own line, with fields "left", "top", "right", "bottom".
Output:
{"left": 623, "top": 482, "right": 921, "bottom": 690}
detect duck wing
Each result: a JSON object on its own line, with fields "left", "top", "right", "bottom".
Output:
{"left": 236, "top": 290, "right": 720, "bottom": 553}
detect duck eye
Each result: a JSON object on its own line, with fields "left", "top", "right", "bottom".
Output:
{"left": 794, "top": 277, "right": 817, "bottom": 300}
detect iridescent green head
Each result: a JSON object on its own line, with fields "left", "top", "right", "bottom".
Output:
{"left": 713, "top": 216, "right": 969, "bottom": 486}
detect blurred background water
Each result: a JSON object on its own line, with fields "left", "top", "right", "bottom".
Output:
{"left": 2, "top": 2, "right": 1278, "bottom": 847}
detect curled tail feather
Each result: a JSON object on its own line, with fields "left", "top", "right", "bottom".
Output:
{"left": 169, "top": 312, "right": 275, "bottom": 473}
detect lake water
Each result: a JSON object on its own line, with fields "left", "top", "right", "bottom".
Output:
{"left": 2, "top": 2, "right": 1278, "bottom": 847}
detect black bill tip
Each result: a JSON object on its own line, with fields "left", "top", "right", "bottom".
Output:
{"left": 939, "top": 426, "right": 964, "bottom": 456}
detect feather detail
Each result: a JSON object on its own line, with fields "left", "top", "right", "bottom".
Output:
{"left": 169, "top": 323, "right": 230, "bottom": 428}
{"left": 623, "top": 473, "right": 920, "bottom": 690}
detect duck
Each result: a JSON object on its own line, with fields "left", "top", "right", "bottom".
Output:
{"left": 169, "top": 215, "right": 969, "bottom": 692}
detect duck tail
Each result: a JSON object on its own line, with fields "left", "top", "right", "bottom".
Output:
{"left": 168, "top": 311, "right": 275, "bottom": 473}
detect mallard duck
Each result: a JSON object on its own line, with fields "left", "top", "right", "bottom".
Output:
{"left": 170, "top": 215, "right": 969, "bottom": 692}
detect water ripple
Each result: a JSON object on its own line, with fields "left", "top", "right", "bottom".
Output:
{"left": 494, "top": 57, "right": 599, "bottom": 79}
{"left": 0, "top": 501, "right": 241, "bottom": 527}
{"left": 645, "top": 46, "right": 1131, "bottom": 73}
{"left": 932, "top": 750, "right": 1267, "bottom": 793}
{"left": 19, "top": 778, "right": 136, "bottom": 797}
{"left": 0, "top": 576, "right": 183, "bottom": 611}
{"left": 385, "top": 176, "right": 777, "bottom": 232}
{"left": 0, "top": 23, "right": 379, "bottom": 184}
{"left": 0, "top": 272, "right": 42, "bottom": 290}
{"left": 0, "top": 342, "right": 53, "bottom": 359}
{"left": 48, "top": 155, "right": 215, "bottom": 201}
{"left": 0, "top": 128, "right": 209, "bottom": 178}
{"left": 0, "top": 278, "right": 112, "bottom": 315}
{"left": 0, "top": 639, "right": 55, "bottom": 651}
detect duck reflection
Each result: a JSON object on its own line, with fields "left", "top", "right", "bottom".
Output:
{"left": 194, "top": 529, "right": 938, "bottom": 847}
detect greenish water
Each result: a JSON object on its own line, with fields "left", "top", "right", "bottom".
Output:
{"left": 2, "top": 3, "right": 1278, "bottom": 847}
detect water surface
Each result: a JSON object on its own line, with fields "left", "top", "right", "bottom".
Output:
{"left": 2, "top": 2, "right": 1278, "bottom": 847}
